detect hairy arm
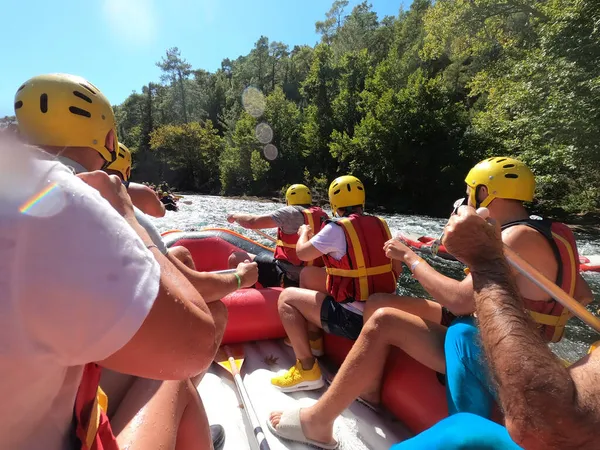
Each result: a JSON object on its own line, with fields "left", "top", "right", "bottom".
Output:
{"left": 227, "top": 213, "right": 278, "bottom": 229}
{"left": 472, "top": 260, "right": 597, "bottom": 449}
{"left": 444, "top": 207, "right": 598, "bottom": 449}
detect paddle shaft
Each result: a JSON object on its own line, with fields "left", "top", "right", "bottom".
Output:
{"left": 209, "top": 269, "right": 237, "bottom": 275}
{"left": 503, "top": 246, "right": 600, "bottom": 334}
{"left": 249, "top": 228, "right": 276, "bottom": 244}
{"left": 225, "top": 350, "right": 271, "bottom": 450}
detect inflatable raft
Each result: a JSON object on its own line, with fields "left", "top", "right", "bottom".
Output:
{"left": 163, "top": 229, "right": 449, "bottom": 449}
{"left": 398, "top": 232, "right": 600, "bottom": 273}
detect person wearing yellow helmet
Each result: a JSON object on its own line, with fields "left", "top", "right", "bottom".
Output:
{"left": 226, "top": 183, "right": 329, "bottom": 287}
{"left": 266, "top": 162, "right": 593, "bottom": 449}
{"left": 104, "top": 142, "right": 166, "bottom": 218}
{"left": 12, "top": 74, "right": 228, "bottom": 450}
{"left": 267, "top": 175, "right": 398, "bottom": 404}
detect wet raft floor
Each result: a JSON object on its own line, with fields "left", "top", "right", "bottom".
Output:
{"left": 199, "top": 339, "right": 412, "bottom": 450}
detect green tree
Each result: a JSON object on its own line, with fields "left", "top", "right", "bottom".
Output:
{"left": 157, "top": 47, "right": 193, "bottom": 123}
{"left": 150, "top": 121, "right": 224, "bottom": 191}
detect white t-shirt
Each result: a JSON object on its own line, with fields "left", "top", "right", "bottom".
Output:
{"left": 310, "top": 222, "right": 347, "bottom": 261}
{"left": 57, "top": 156, "right": 168, "bottom": 255}
{"left": 0, "top": 143, "right": 160, "bottom": 450}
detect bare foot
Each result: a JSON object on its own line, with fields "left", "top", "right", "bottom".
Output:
{"left": 269, "top": 408, "right": 335, "bottom": 445}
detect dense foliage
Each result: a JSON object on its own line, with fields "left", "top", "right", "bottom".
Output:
{"left": 109, "top": 0, "right": 598, "bottom": 215}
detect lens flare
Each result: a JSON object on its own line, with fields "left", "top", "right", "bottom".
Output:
{"left": 255, "top": 123, "right": 273, "bottom": 144}
{"left": 242, "top": 87, "right": 266, "bottom": 118}
{"left": 263, "top": 144, "right": 278, "bottom": 161}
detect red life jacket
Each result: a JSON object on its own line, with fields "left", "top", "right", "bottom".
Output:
{"left": 274, "top": 206, "right": 329, "bottom": 267}
{"left": 73, "top": 363, "right": 119, "bottom": 450}
{"left": 323, "top": 214, "right": 397, "bottom": 303}
{"left": 502, "top": 217, "right": 580, "bottom": 343}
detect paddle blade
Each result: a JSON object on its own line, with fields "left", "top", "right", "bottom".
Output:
{"left": 215, "top": 344, "right": 245, "bottom": 374}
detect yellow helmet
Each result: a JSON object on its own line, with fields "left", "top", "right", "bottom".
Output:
{"left": 328, "top": 175, "right": 365, "bottom": 214}
{"left": 465, "top": 157, "right": 535, "bottom": 207}
{"left": 286, "top": 184, "right": 312, "bottom": 205}
{"left": 14, "top": 73, "right": 118, "bottom": 167}
{"left": 106, "top": 142, "right": 132, "bottom": 181}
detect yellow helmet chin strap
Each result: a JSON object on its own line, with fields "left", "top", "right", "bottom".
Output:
{"left": 469, "top": 186, "right": 495, "bottom": 209}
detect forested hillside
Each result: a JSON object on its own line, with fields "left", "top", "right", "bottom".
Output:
{"left": 17, "top": 0, "right": 600, "bottom": 216}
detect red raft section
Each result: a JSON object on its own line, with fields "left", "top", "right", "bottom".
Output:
{"left": 399, "top": 232, "right": 600, "bottom": 273}
{"left": 164, "top": 229, "right": 448, "bottom": 434}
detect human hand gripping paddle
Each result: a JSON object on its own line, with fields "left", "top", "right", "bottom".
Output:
{"left": 215, "top": 345, "right": 271, "bottom": 450}
{"left": 444, "top": 206, "right": 600, "bottom": 335}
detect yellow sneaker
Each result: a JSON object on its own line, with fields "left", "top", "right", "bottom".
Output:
{"left": 283, "top": 336, "right": 324, "bottom": 357}
{"left": 271, "top": 360, "right": 325, "bottom": 392}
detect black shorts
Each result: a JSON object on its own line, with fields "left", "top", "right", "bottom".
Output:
{"left": 440, "top": 306, "right": 458, "bottom": 327}
{"left": 320, "top": 296, "right": 364, "bottom": 341}
{"left": 254, "top": 253, "right": 299, "bottom": 288}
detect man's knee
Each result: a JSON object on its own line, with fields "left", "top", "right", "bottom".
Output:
{"left": 363, "top": 307, "right": 396, "bottom": 337}
{"left": 364, "top": 293, "right": 392, "bottom": 319}
{"left": 445, "top": 317, "right": 480, "bottom": 361}
{"left": 228, "top": 251, "right": 251, "bottom": 268}
{"left": 169, "top": 245, "right": 196, "bottom": 270}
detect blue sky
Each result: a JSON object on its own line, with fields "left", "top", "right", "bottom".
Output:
{"left": 1, "top": 0, "right": 405, "bottom": 117}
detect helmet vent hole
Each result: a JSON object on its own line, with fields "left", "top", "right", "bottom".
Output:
{"left": 496, "top": 158, "right": 507, "bottom": 163}
{"left": 505, "top": 174, "right": 518, "bottom": 179}
{"left": 73, "top": 91, "right": 93, "bottom": 103}
{"left": 14, "top": 101, "right": 23, "bottom": 110}
{"left": 290, "top": 192, "right": 296, "bottom": 195}
{"left": 503, "top": 164, "right": 515, "bottom": 168}
{"left": 17, "top": 84, "right": 26, "bottom": 92}
{"left": 69, "top": 106, "right": 91, "bottom": 118}
{"left": 333, "top": 189, "right": 341, "bottom": 195}
{"left": 357, "top": 186, "right": 364, "bottom": 191}
{"left": 346, "top": 184, "right": 352, "bottom": 192}
{"left": 40, "top": 94, "right": 48, "bottom": 113}
{"left": 79, "top": 83, "right": 97, "bottom": 95}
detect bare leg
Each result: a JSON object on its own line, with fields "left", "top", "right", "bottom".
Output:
{"left": 363, "top": 292, "right": 443, "bottom": 323}
{"left": 168, "top": 246, "right": 197, "bottom": 270}
{"left": 360, "top": 294, "right": 443, "bottom": 400}
{"left": 298, "top": 267, "right": 328, "bottom": 339}
{"left": 112, "top": 378, "right": 212, "bottom": 450}
{"left": 228, "top": 251, "right": 255, "bottom": 268}
{"left": 270, "top": 307, "right": 447, "bottom": 444}
{"left": 192, "top": 301, "right": 227, "bottom": 387}
{"left": 278, "top": 287, "right": 327, "bottom": 369}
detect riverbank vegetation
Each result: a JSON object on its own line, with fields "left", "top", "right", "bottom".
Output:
{"left": 20, "top": 0, "right": 599, "bottom": 217}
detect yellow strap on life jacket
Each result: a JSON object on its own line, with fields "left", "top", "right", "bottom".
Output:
{"left": 303, "top": 210, "right": 316, "bottom": 266}
{"left": 275, "top": 240, "right": 296, "bottom": 248}
{"left": 589, "top": 341, "right": 600, "bottom": 354}
{"left": 329, "top": 217, "right": 393, "bottom": 301}
{"left": 85, "top": 387, "right": 108, "bottom": 448}
{"left": 326, "top": 264, "right": 393, "bottom": 278}
{"left": 550, "top": 231, "right": 577, "bottom": 296}
{"left": 527, "top": 309, "right": 572, "bottom": 343}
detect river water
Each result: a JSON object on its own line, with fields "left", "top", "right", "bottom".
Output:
{"left": 152, "top": 194, "right": 600, "bottom": 363}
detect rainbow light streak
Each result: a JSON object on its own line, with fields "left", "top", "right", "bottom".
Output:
{"left": 19, "top": 183, "right": 58, "bottom": 213}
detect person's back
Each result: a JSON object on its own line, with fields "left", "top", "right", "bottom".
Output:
{"left": 9, "top": 73, "right": 223, "bottom": 450}
{"left": 0, "top": 142, "right": 161, "bottom": 448}
{"left": 227, "top": 183, "right": 329, "bottom": 287}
